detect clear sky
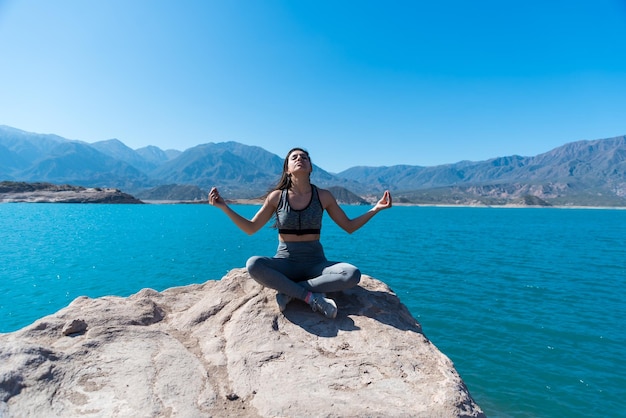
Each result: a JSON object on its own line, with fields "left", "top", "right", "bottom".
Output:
{"left": 1, "top": 0, "right": 625, "bottom": 173}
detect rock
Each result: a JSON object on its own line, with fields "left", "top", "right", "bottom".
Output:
{"left": 61, "top": 319, "right": 88, "bottom": 336}
{"left": 0, "top": 182, "right": 143, "bottom": 203}
{"left": 0, "top": 269, "right": 485, "bottom": 417}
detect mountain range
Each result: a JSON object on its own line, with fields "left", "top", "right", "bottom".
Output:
{"left": 1, "top": 125, "right": 625, "bottom": 206}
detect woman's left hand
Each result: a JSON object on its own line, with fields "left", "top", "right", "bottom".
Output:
{"left": 374, "top": 190, "right": 392, "bottom": 211}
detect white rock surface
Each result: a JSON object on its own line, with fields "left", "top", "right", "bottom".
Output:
{"left": 0, "top": 269, "right": 485, "bottom": 417}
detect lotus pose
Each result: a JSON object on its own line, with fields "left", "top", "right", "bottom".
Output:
{"left": 209, "top": 147, "right": 392, "bottom": 318}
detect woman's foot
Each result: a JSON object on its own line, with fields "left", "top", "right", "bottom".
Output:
{"left": 276, "top": 293, "right": 293, "bottom": 312}
{"left": 308, "top": 293, "right": 337, "bottom": 319}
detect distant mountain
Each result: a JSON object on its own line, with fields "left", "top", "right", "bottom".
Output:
{"left": 19, "top": 141, "right": 152, "bottom": 190}
{"left": 0, "top": 143, "right": 19, "bottom": 179}
{"left": 0, "top": 126, "right": 359, "bottom": 199}
{"left": 339, "top": 136, "right": 626, "bottom": 205}
{"left": 327, "top": 186, "right": 368, "bottom": 205}
{"left": 136, "top": 145, "right": 180, "bottom": 166}
{"left": 0, "top": 125, "right": 66, "bottom": 171}
{"left": 91, "top": 139, "right": 158, "bottom": 173}
{"left": 338, "top": 136, "right": 626, "bottom": 191}
{"left": 136, "top": 184, "right": 206, "bottom": 201}
{"left": 150, "top": 142, "right": 281, "bottom": 197}
{"left": 148, "top": 141, "right": 363, "bottom": 198}
{"left": 1, "top": 125, "right": 625, "bottom": 206}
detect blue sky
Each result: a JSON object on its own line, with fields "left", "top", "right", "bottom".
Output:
{"left": 1, "top": 0, "right": 625, "bottom": 172}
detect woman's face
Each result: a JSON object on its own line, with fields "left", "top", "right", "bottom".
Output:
{"left": 287, "top": 150, "right": 312, "bottom": 174}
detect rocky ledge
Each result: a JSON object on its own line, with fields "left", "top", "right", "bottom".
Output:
{"left": 0, "top": 182, "right": 142, "bottom": 203}
{"left": 0, "top": 269, "right": 485, "bottom": 417}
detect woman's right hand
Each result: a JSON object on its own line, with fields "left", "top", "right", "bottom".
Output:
{"left": 208, "top": 187, "right": 226, "bottom": 207}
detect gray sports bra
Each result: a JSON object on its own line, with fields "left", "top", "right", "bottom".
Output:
{"left": 275, "top": 185, "right": 323, "bottom": 235}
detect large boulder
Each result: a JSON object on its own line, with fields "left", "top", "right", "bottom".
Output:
{"left": 0, "top": 269, "right": 485, "bottom": 417}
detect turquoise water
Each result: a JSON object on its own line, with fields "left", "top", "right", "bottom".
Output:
{"left": 1, "top": 203, "right": 625, "bottom": 417}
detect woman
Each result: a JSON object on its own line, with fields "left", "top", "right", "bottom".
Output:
{"left": 209, "top": 147, "right": 392, "bottom": 319}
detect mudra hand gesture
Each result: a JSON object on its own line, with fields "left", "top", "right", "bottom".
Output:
{"left": 208, "top": 187, "right": 225, "bottom": 207}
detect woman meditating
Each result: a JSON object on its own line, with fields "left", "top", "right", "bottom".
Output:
{"left": 209, "top": 147, "right": 392, "bottom": 318}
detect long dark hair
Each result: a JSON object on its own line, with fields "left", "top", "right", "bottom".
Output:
{"left": 273, "top": 147, "right": 312, "bottom": 191}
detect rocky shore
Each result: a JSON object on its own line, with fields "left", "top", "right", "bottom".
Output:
{"left": 0, "top": 269, "right": 484, "bottom": 417}
{"left": 0, "top": 182, "right": 142, "bottom": 203}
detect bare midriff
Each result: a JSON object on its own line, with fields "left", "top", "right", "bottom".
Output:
{"left": 278, "top": 233, "right": 321, "bottom": 243}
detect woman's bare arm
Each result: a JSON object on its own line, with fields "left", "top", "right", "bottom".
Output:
{"left": 320, "top": 189, "right": 392, "bottom": 234}
{"left": 209, "top": 187, "right": 280, "bottom": 235}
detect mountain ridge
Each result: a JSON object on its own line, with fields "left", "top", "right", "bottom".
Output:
{"left": 1, "top": 125, "right": 625, "bottom": 206}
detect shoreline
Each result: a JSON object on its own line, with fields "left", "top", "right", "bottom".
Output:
{"left": 3, "top": 182, "right": 623, "bottom": 209}
{"left": 139, "top": 199, "right": 626, "bottom": 210}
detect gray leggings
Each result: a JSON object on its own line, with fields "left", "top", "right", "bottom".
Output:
{"left": 246, "top": 240, "right": 361, "bottom": 301}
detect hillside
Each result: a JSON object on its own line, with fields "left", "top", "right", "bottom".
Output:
{"left": 1, "top": 125, "right": 625, "bottom": 206}
{"left": 136, "top": 184, "right": 207, "bottom": 201}
{"left": 340, "top": 136, "right": 626, "bottom": 206}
